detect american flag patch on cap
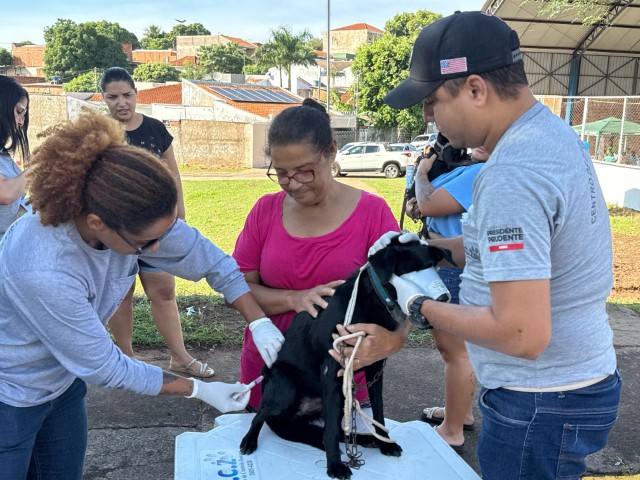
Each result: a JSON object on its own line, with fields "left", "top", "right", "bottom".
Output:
{"left": 440, "top": 57, "right": 468, "bottom": 74}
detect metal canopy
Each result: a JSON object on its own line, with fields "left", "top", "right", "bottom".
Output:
{"left": 482, "top": 0, "right": 640, "bottom": 57}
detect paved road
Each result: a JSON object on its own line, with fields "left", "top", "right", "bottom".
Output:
{"left": 83, "top": 304, "right": 640, "bottom": 479}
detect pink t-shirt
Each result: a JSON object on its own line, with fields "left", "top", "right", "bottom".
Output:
{"left": 233, "top": 190, "right": 399, "bottom": 408}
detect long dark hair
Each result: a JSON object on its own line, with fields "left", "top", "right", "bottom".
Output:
{"left": 0, "top": 75, "right": 29, "bottom": 159}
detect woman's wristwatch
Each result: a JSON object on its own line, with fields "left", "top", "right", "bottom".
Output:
{"left": 408, "top": 295, "right": 432, "bottom": 329}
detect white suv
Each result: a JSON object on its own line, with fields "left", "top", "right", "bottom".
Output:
{"left": 332, "top": 142, "right": 416, "bottom": 178}
{"left": 411, "top": 132, "right": 438, "bottom": 151}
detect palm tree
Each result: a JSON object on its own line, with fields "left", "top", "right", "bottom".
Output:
{"left": 143, "top": 24, "right": 164, "bottom": 39}
{"left": 262, "top": 26, "right": 317, "bottom": 90}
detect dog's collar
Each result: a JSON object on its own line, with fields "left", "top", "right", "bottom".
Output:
{"left": 367, "top": 265, "right": 395, "bottom": 309}
{"left": 367, "top": 264, "right": 406, "bottom": 323}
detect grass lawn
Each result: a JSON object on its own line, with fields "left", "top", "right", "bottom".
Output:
{"left": 131, "top": 178, "right": 640, "bottom": 347}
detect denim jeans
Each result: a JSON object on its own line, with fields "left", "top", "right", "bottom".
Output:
{"left": 437, "top": 266, "right": 463, "bottom": 305}
{"left": 477, "top": 370, "right": 621, "bottom": 480}
{"left": 0, "top": 378, "right": 88, "bottom": 480}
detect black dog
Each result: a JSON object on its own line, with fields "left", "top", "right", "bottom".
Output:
{"left": 239, "top": 237, "right": 453, "bottom": 479}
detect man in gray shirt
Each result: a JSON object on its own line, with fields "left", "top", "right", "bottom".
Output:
{"left": 333, "top": 11, "right": 620, "bottom": 480}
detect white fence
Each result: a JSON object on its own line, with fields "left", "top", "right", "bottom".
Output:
{"left": 593, "top": 161, "right": 640, "bottom": 211}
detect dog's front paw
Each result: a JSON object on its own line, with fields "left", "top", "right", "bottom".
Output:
{"left": 239, "top": 434, "right": 258, "bottom": 455}
{"left": 327, "top": 461, "right": 352, "bottom": 479}
{"left": 380, "top": 441, "right": 403, "bottom": 457}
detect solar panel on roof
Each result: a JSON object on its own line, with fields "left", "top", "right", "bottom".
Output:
{"left": 210, "top": 86, "right": 299, "bottom": 104}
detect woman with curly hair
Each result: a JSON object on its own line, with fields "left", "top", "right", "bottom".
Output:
{"left": 0, "top": 75, "right": 30, "bottom": 240}
{"left": 0, "top": 110, "right": 280, "bottom": 479}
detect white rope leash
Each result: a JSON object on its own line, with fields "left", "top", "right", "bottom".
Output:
{"left": 332, "top": 332, "right": 393, "bottom": 442}
{"left": 332, "top": 262, "right": 394, "bottom": 444}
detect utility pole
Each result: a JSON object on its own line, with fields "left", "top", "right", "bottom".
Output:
{"left": 94, "top": 67, "right": 98, "bottom": 92}
{"left": 326, "top": 0, "right": 330, "bottom": 113}
{"left": 354, "top": 76, "right": 358, "bottom": 141}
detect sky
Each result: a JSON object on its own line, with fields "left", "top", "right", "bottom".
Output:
{"left": 0, "top": 0, "right": 484, "bottom": 49}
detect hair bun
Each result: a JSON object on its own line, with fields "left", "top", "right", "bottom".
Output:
{"left": 301, "top": 98, "right": 328, "bottom": 117}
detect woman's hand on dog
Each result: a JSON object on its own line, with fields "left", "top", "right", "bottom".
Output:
{"left": 328, "top": 321, "right": 412, "bottom": 374}
{"left": 291, "top": 280, "right": 345, "bottom": 318}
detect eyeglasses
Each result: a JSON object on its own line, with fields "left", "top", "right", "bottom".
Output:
{"left": 114, "top": 217, "right": 178, "bottom": 255}
{"left": 266, "top": 154, "right": 323, "bottom": 186}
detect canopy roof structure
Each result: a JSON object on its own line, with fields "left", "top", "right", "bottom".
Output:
{"left": 482, "top": 0, "right": 640, "bottom": 56}
{"left": 573, "top": 116, "right": 640, "bottom": 136}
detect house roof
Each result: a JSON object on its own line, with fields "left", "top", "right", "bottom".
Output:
{"left": 222, "top": 35, "right": 258, "bottom": 49}
{"left": 332, "top": 23, "right": 383, "bottom": 33}
{"left": 88, "top": 83, "right": 183, "bottom": 104}
{"left": 194, "top": 81, "right": 301, "bottom": 119}
{"left": 171, "top": 56, "right": 198, "bottom": 66}
{"left": 136, "top": 83, "right": 182, "bottom": 104}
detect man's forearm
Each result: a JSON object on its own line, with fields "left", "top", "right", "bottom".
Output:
{"left": 414, "top": 168, "right": 436, "bottom": 211}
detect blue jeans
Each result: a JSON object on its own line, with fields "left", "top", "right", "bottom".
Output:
{"left": 0, "top": 378, "right": 88, "bottom": 480}
{"left": 478, "top": 370, "right": 621, "bottom": 480}
{"left": 437, "top": 266, "right": 462, "bottom": 304}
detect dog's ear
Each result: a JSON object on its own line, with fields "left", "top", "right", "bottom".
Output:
{"left": 369, "top": 238, "right": 456, "bottom": 283}
{"left": 368, "top": 238, "right": 426, "bottom": 283}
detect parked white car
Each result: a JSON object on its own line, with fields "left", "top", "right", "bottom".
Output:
{"left": 332, "top": 142, "right": 415, "bottom": 178}
{"left": 411, "top": 132, "right": 438, "bottom": 151}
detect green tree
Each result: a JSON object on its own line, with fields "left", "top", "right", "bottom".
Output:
{"left": 63, "top": 71, "right": 100, "bottom": 92}
{"left": 307, "top": 37, "right": 323, "bottom": 51}
{"left": 384, "top": 10, "right": 442, "bottom": 39}
{"left": 89, "top": 20, "right": 140, "bottom": 49}
{"left": 180, "top": 60, "right": 205, "bottom": 80}
{"left": 523, "top": 0, "right": 609, "bottom": 24}
{"left": 141, "top": 25, "right": 171, "bottom": 50}
{"left": 198, "top": 43, "right": 246, "bottom": 75}
{"left": 0, "top": 48, "right": 11, "bottom": 66}
{"left": 43, "top": 19, "right": 128, "bottom": 79}
{"left": 167, "top": 22, "right": 210, "bottom": 49}
{"left": 258, "top": 26, "right": 316, "bottom": 89}
{"left": 249, "top": 43, "right": 280, "bottom": 78}
{"left": 243, "top": 62, "right": 268, "bottom": 75}
{"left": 133, "top": 62, "right": 180, "bottom": 82}
{"left": 352, "top": 10, "right": 442, "bottom": 135}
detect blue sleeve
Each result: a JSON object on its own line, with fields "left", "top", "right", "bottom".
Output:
{"left": 440, "top": 164, "right": 483, "bottom": 211}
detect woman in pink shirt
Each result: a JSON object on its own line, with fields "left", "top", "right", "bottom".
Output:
{"left": 233, "top": 99, "right": 399, "bottom": 409}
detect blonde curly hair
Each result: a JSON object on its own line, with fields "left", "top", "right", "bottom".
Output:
{"left": 27, "top": 109, "right": 177, "bottom": 232}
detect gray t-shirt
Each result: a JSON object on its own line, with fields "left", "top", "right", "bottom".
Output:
{"left": 0, "top": 213, "right": 249, "bottom": 407}
{"left": 460, "top": 102, "right": 616, "bottom": 389}
{"left": 0, "top": 151, "right": 27, "bottom": 240}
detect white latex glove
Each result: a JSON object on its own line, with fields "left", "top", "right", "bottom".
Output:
{"left": 249, "top": 317, "right": 284, "bottom": 368}
{"left": 368, "top": 231, "right": 427, "bottom": 257}
{"left": 390, "top": 274, "right": 429, "bottom": 315}
{"left": 368, "top": 231, "right": 400, "bottom": 256}
{"left": 187, "top": 379, "right": 250, "bottom": 413}
{"left": 402, "top": 267, "right": 451, "bottom": 303}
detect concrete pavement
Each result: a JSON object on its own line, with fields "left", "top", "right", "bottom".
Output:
{"left": 82, "top": 303, "right": 640, "bottom": 479}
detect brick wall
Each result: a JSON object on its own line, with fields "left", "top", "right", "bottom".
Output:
{"left": 169, "top": 120, "right": 253, "bottom": 169}
{"left": 25, "top": 94, "right": 260, "bottom": 169}
{"left": 132, "top": 50, "right": 178, "bottom": 64}
{"left": 25, "top": 95, "right": 70, "bottom": 152}
{"left": 11, "top": 44, "right": 45, "bottom": 67}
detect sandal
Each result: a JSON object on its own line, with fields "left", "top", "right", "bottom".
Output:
{"left": 170, "top": 358, "right": 215, "bottom": 378}
{"left": 421, "top": 406, "right": 475, "bottom": 431}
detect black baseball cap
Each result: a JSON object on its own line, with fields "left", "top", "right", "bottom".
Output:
{"left": 384, "top": 11, "right": 522, "bottom": 109}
